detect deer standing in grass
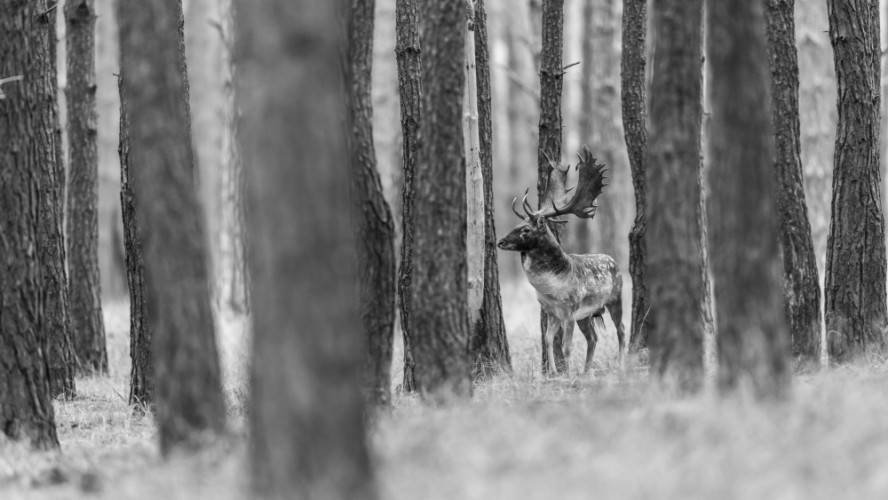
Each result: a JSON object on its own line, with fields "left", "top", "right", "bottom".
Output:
{"left": 497, "top": 147, "right": 625, "bottom": 376}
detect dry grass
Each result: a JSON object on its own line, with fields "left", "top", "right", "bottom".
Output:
{"left": 4, "top": 282, "right": 888, "bottom": 499}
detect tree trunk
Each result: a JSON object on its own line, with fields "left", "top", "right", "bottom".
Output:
{"left": 0, "top": 0, "right": 62, "bottom": 450}
{"left": 765, "top": 0, "right": 823, "bottom": 369}
{"left": 395, "top": 0, "right": 422, "bottom": 393}
{"left": 65, "top": 0, "right": 108, "bottom": 377}
{"left": 824, "top": 0, "right": 888, "bottom": 363}
{"left": 622, "top": 0, "right": 650, "bottom": 353}
{"left": 118, "top": 0, "right": 226, "bottom": 455}
{"left": 465, "top": 1, "right": 486, "bottom": 335}
{"left": 118, "top": 74, "right": 153, "bottom": 408}
{"left": 645, "top": 0, "right": 707, "bottom": 392}
{"left": 471, "top": 0, "right": 512, "bottom": 377}
{"left": 708, "top": 0, "right": 792, "bottom": 398}
{"left": 537, "top": 0, "right": 567, "bottom": 375}
{"left": 576, "top": 0, "right": 595, "bottom": 252}
{"left": 347, "top": 0, "right": 397, "bottom": 409}
{"left": 235, "top": 1, "right": 378, "bottom": 498}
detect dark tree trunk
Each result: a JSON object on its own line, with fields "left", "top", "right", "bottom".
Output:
{"left": 537, "top": 0, "right": 567, "bottom": 375}
{"left": 824, "top": 0, "right": 888, "bottom": 363}
{"left": 765, "top": 0, "right": 823, "bottom": 369}
{"left": 708, "top": 0, "right": 792, "bottom": 398}
{"left": 118, "top": 74, "right": 153, "bottom": 408}
{"left": 410, "top": 0, "right": 472, "bottom": 401}
{"left": 645, "top": 0, "right": 707, "bottom": 392}
{"left": 118, "top": 0, "right": 226, "bottom": 455}
{"left": 235, "top": 1, "right": 378, "bottom": 498}
{"left": 622, "top": 0, "right": 650, "bottom": 353}
{"left": 395, "top": 0, "right": 422, "bottom": 393}
{"left": 347, "top": 0, "right": 397, "bottom": 408}
{"left": 65, "top": 0, "right": 108, "bottom": 376}
{"left": 471, "top": 0, "right": 512, "bottom": 377}
{"left": 0, "top": 0, "right": 62, "bottom": 449}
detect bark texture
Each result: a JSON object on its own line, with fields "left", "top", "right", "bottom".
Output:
{"left": 824, "top": 0, "right": 888, "bottom": 363}
{"left": 622, "top": 0, "right": 650, "bottom": 353}
{"left": 118, "top": 0, "right": 226, "bottom": 455}
{"left": 765, "top": 0, "right": 823, "bottom": 368}
{"left": 235, "top": 1, "right": 378, "bottom": 497}
{"left": 411, "top": 0, "right": 472, "bottom": 401}
{"left": 395, "top": 0, "right": 422, "bottom": 392}
{"left": 0, "top": 0, "right": 62, "bottom": 449}
{"left": 465, "top": 2, "right": 486, "bottom": 332}
{"left": 709, "top": 0, "right": 792, "bottom": 398}
{"left": 471, "top": 0, "right": 512, "bottom": 376}
{"left": 65, "top": 0, "right": 108, "bottom": 376}
{"left": 645, "top": 0, "right": 707, "bottom": 392}
{"left": 347, "top": 0, "right": 397, "bottom": 408}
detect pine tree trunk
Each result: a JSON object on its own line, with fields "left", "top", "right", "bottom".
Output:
{"left": 347, "top": 0, "right": 397, "bottom": 409}
{"left": 465, "top": 1, "right": 486, "bottom": 337}
{"left": 235, "top": 2, "right": 378, "bottom": 497}
{"left": 118, "top": 0, "right": 226, "bottom": 455}
{"left": 645, "top": 0, "right": 707, "bottom": 392}
{"left": 65, "top": 0, "right": 108, "bottom": 377}
{"left": 708, "top": 0, "right": 792, "bottom": 398}
{"left": 395, "top": 0, "right": 422, "bottom": 393}
{"left": 765, "top": 0, "right": 823, "bottom": 369}
{"left": 576, "top": 0, "right": 594, "bottom": 251}
{"left": 0, "top": 0, "right": 62, "bottom": 450}
{"left": 824, "top": 0, "right": 888, "bottom": 363}
{"left": 471, "top": 0, "right": 512, "bottom": 377}
{"left": 622, "top": 0, "right": 650, "bottom": 353}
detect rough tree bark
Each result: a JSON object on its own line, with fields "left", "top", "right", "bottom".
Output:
{"left": 645, "top": 0, "right": 707, "bottom": 392}
{"left": 118, "top": 0, "right": 226, "bottom": 455}
{"left": 66, "top": 0, "right": 108, "bottom": 376}
{"left": 765, "top": 0, "right": 823, "bottom": 369}
{"left": 235, "top": 1, "right": 378, "bottom": 498}
{"left": 347, "top": 0, "right": 397, "bottom": 409}
{"left": 395, "top": 0, "right": 422, "bottom": 392}
{"left": 410, "top": 0, "right": 473, "bottom": 401}
{"left": 471, "top": 0, "right": 512, "bottom": 376}
{"left": 708, "top": 0, "right": 792, "bottom": 398}
{"left": 622, "top": 0, "right": 650, "bottom": 353}
{"left": 537, "top": 0, "right": 567, "bottom": 375}
{"left": 824, "top": 0, "right": 888, "bottom": 363}
{"left": 465, "top": 1, "right": 486, "bottom": 338}
{"left": 0, "top": 0, "right": 62, "bottom": 449}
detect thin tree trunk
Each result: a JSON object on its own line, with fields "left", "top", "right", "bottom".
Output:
{"left": 347, "top": 0, "right": 397, "bottom": 409}
{"left": 646, "top": 0, "right": 707, "bottom": 392}
{"left": 471, "top": 0, "right": 512, "bottom": 376}
{"left": 118, "top": 0, "right": 226, "bottom": 455}
{"left": 576, "top": 0, "right": 594, "bottom": 251}
{"left": 0, "top": 0, "right": 62, "bottom": 449}
{"left": 765, "top": 0, "right": 823, "bottom": 369}
{"left": 622, "top": 0, "right": 649, "bottom": 353}
{"left": 465, "top": 1, "right": 486, "bottom": 334}
{"left": 708, "top": 0, "right": 791, "bottom": 398}
{"left": 66, "top": 0, "right": 108, "bottom": 377}
{"left": 235, "top": 1, "right": 378, "bottom": 497}
{"left": 395, "top": 0, "right": 422, "bottom": 393}
{"left": 824, "top": 0, "right": 887, "bottom": 363}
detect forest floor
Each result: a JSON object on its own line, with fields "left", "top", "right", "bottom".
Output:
{"left": 4, "top": 281, "right": 888, "bottom": 499}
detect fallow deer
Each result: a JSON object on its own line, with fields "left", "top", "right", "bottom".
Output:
{"left": 497, "top": 146, "right": 625, "bottom": 376}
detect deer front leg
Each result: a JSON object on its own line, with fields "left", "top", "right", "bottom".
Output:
{"left": 544, "top": 313, "right": 560, "bottom": 376}
{"left": 561, "top": 319, "right": 575, "bottom": 376}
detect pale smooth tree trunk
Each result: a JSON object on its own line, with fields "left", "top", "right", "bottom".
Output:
{"left": 465, "top": 1, "right": 486, "bottom": 333}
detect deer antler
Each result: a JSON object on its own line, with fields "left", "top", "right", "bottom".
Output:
{"left": 538, "top": 145, "right": 607, "bottom": 220}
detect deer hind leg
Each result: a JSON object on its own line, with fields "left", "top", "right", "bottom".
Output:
{"left": 578, "top": 316, "right": 599, "bottom": 373}
{"left": 544, "top": 313, "right": 561, "bottom": 376}
{"left": 606, "top": 296, "right": 626, "bottom": 366}
{"left": 560, "top": 319, "right": 575, "bottom": 376}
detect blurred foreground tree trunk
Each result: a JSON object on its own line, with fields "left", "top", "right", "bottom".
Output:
{"left": 411, "top": 0, "right": 472, "bottom": 401}
{"left": 824, "top": 0, "right": 888, "bottom": 363}
{"left": 236, "top": 2, "right": 378, "bottom": 498}
{"left": 646, "top": 0, "right": 708, "bottom": 392}
{"left": 396, "top": 0, "right": 422, "bottom": 392}
{"left": 471, "top": 0, "right": 512, "bottom": 377}
{"left": 765, "top": 0, "right": 822, "bottom": 369}
{"left": 118, "top": 0, "right": 226, "bottom": 455}
{"left": 347, "top": 0, "right": 397, "bottom": 408}
{"left": 0, "top": 0, "right": 62, "bottom": 449}
{"left": 709, "top": 0, "right": 792, "bottom": 398}
{"left": 622, "top": 0, "right": 650, "bottom": 353}
{"left": 66, "top": 0, "right": 108, "bottom": 376}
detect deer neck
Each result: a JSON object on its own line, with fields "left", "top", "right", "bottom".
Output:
{"left": 521, "top": 238, "right": 571, "bottom": 278}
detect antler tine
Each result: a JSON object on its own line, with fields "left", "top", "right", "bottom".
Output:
{"left": 511, "top": 197, "right": 526, "bottom": 220}
{"left": 522, "top": 188, "right": 534, "bottom": 218}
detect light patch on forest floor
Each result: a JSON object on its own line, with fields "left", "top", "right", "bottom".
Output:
{"left": 4, "top": 287, "right": 888, "bottom": 499}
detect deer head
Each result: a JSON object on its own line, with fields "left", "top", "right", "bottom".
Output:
{"left": 497, "top": 146, "right": 608, "bottom": 252}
